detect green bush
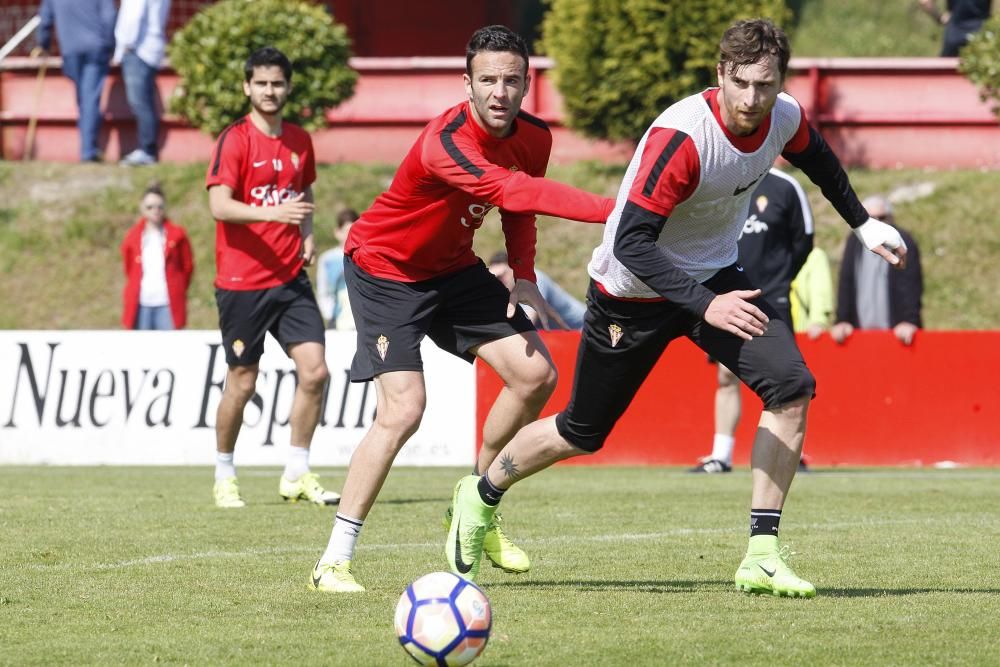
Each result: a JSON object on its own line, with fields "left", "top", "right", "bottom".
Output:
{"left": 540, "top": 0, "right": 790, "bottom": 142}
{"left": 959, "top": 16, "right": 1000, "bottom": 120}
{"left": 168, "top": 0, "right": 357, "bottom": 135}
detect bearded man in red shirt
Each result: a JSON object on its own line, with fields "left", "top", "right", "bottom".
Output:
{"left": 310, "top": 25, "right": 615, "bottom": 593}
{"left": 206, "top": 46, "right": 340, "bottom": 510}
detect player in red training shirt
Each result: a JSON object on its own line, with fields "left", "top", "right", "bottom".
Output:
{"left": 205, "top": 46, "right": 340, "bottom": 510}
{"left": 310, "top": 25, "right": 615, "bottom": 593}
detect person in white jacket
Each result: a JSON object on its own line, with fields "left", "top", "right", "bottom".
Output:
{"left": 114, "top": 0, "right": 171, "bottom": 166}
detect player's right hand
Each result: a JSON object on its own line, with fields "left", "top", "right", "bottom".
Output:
{"left": 272, "top": 192, "right": 314, "bottom": 225}
{"left": 703, "top": 289, "right": 768, "bottom": 341}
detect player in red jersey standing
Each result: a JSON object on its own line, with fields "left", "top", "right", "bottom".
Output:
{"left": 310, "top": 25, "right": 615, "bottom": 593}
{"left": 206, "top": 46, "right": 340, "bottom": 509}
{"left": 447, "top": 19, "right": 908, "bottom": 595}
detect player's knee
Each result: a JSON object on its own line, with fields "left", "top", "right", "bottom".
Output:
{"left": 377, "top": 394, "right": 425, "bottom": 437}
{"left": 512, "top": 360, "right": 558, "bottom": 404}
{"left": 555, "top": 412, "right": 607, "bottom": 454}
{"left": 760, "top": 365, "right": 816, "bottom": 410}
{"left": 226, "top": 367, "right": 258, "bottom": 401}
{"left": 298, "top": 362, "right": 329, "bottom": 392}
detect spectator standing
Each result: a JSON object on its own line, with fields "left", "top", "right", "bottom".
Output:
{"left": 790, "top": 247, "right": 834, "bottom": 340}
{"left": 206, "top": 46, "right": 340, "bottom": 509}
{"left": 690, "top": 167, "right": 813, "bottom": 474}
{"left": 488, "top": 250, "right": 586, "bottom": 330}
{"left": 121, "top": 181, "right": 193, "bottom": 330}
{"left": 316, "top": 208, "right": 359, "bottom": 329}
{"left": 36, "top": 0, "right": 117, "bottom": 163}
{"left": 114, "top": 0, "right": 171, "bottom": 166}
{"left": 832, "top": 195, "right": 923, "bottom": 346}
{"left": 918, "top": 0, "right": 993, "bottom": 56}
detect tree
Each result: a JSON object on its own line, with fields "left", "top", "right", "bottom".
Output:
{"left": 168, "top": 0, "right": 357, "bottom": 136}
{"left": 959, "top": 16, "right": 1000, "bottom": 121}
{"left": 540, "top": 0, "right": 790, "bottom": 142}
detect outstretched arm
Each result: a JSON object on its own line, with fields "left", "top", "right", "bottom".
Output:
{"left": 784, "top": 126, "right": 906, "bottom": 267}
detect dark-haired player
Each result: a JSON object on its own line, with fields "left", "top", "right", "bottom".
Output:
{"left": 309, "top": 25, "right": 615, "bottom": 593}
{"left": 448, "top": 19, "right": 907, "bottom": 597}
{"left": 206, "top": 46, "right": 340, "bottom": 509}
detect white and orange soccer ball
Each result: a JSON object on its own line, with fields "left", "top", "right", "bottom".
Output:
{"left": 394, "top": 571, "right": 492, "bottom": 666}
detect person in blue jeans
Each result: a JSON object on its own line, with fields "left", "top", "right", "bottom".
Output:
{"left": 114, "top": 0, "right": 172, "bottom": 166}
{"left": 36, "top": 0, "right": 117, "bottom": 163}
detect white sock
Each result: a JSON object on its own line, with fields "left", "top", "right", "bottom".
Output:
{"left": 321, "top": 514, "right": 364, "bottom": 564}
{"left": 710, "top": 434, "right": 735, "bottom": 465}
{"left": 215, "top": 451, "right": 236, "bottom": 481}
{"left": 283, "top": 445, "right": 310, "bottom": 481}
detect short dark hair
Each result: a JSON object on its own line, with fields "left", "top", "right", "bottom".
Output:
{"left": 143, "top": 180, "right": 164, "bottom": 199}
{"left": 465, "top": 25, "right": 529, "bottom": 76}
{"left": 245, "top": 46, "right": 293, "bottom": 83}
{"left": 336, "top": 208, "right": 359, "bottom": 228}
{"left": 719, "top": 19, "right": 790, "bottom": 79}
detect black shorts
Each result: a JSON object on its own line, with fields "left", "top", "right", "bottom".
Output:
{"left": 344, "top": 256, "right": 535, "bottom": 381}
{"left": 555, "top": 264, "right": 815, "bottom": 452}
{"left": 215, "top": 271, "right": 326, "bottom": 366}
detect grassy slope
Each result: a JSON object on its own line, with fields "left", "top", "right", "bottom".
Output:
{"left": 0, "top": 161, "right": 996, "bottom": 330}
{"left": 788, "top": 0, "right": 944, "bottom": 57}
{"left": 2, "top": 466, "right": 999, "bottom": 666}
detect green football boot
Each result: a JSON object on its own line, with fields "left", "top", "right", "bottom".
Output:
{"left": 734, "top": 535, "right": 816, "bottom": 598}
{"left": 279, "top": 472, "right": 341, "bottom": 505}
{"left": 213, "top": 477, "right": 246, "bottom": 508}
{"left": 310, "top": 559, "right": 365, "bottom": 593}
{"left": 445, "top": 475, "right": 496, "bottom": 581}
{"left": 444, "top": 505, "right": 530, "bottom": 573}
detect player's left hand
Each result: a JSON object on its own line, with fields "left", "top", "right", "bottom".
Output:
{"left": 300, "top": 234, "right": 316, "bottom": 266}
{"left": 854, "top": 217, "right": 908, "bottom": 269}
{"left": 509, "top": 279, "right": 568, "bottom": 330}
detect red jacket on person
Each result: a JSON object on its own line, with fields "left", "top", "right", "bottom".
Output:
{"left": 120, "top": 219, "right": 194, "bottom": 328}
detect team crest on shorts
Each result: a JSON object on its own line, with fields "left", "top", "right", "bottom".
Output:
{"left": 376, "top": 334, "right": 390, "bottom": 361}
{"left": 232, "top": 339, "right": 245, "bottom": 358}
{"left": 608, "top": 323, "right": 623, "bottom": 348}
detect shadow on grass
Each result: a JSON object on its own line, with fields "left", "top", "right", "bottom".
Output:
{"left": 486, "top": 579, "right": 730, "bottom": 593}
{"left": 488, "top": 580, "right": 1000, "bottom": 597}
{"left": 821, "top": 588, "right": 1000, "bottom": 598}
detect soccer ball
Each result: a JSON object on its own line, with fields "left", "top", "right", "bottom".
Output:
{"left": 394, "top": 571, "right": 492, "bottom": 666}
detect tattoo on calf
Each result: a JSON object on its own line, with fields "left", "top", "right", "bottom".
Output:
{"left": 499, "top": 453, "right": 520, "bottom": 481}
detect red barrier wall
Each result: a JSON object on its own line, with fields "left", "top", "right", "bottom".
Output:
{"left": 475, "top": 331, "right": 1000, "bottom": 467}
{"left": 2, "top": 57, "right": 996, "bottom": 167}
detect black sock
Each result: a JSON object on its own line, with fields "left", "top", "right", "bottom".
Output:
{"left": 477, "top": 475, "right": 505, "bottom": 506}
{"left": 750, "top": 508, "right": 781, "bottom": 537}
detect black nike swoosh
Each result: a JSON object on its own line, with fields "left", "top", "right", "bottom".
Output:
{"left": 453, "top": 518, "right": 473, "bottom": 574}
{"left": 733, "top": 182, "right": 754, "bottom": 196}
{"left": 312, "top": 564, "right": 323, "bottom": 588}
{"left": 758, "top": 564, "right": 776, "bottom": 577}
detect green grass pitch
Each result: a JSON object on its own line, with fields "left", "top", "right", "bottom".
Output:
{"left": 2, "top": 466, "right": 998, "bottom": 665}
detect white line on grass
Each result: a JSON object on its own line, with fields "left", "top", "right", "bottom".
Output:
{"left": 24, "top": 517, "right": 945, "bottom": 573}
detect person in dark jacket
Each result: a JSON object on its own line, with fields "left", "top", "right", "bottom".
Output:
{"left": 36, "top": 0, "right": 117, "bottom": 162}
{"left": 831, "top": 195, "right": 923, "bottom": 345}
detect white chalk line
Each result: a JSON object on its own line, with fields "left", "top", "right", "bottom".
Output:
{"left": 20, "top": 516, "right": 988, "bottom": 573}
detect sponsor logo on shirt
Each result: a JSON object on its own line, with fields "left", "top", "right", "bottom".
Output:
{"left": 460, "top": 202, "right": 495, "bottom": 229}
{"left": 739, "top": 214, "right": 769, "bottom": 238}
{"left": 249, "top": 185, "right": 300, "bottom": 207}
